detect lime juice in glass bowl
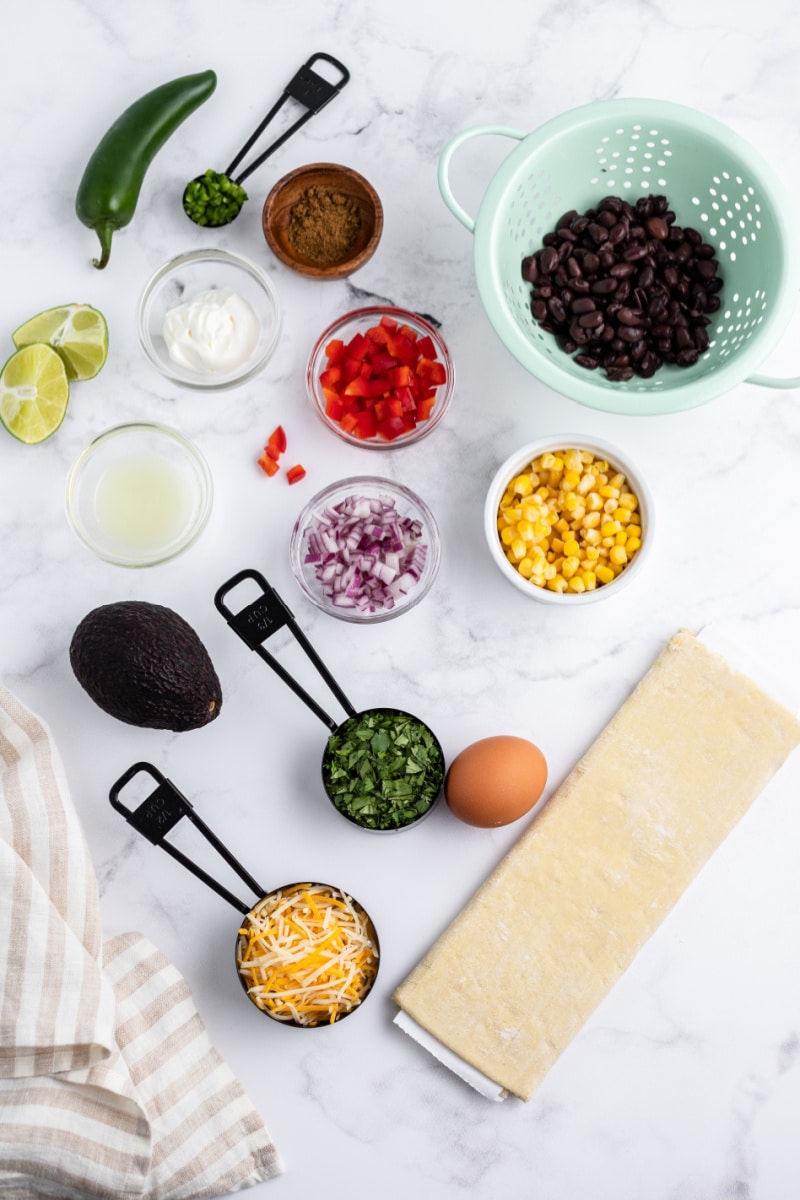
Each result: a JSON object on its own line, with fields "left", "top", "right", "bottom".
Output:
{"left": 66, "top": 422, "right": 213, "bottom": 567}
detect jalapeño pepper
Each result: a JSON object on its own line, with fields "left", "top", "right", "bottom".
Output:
{"left": 75, "top": 69, "right": 217, "bottom": 269}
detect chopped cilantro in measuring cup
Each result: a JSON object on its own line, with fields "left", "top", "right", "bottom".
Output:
{"left": 322, "top": 708, "right": 444, "bottom": 831}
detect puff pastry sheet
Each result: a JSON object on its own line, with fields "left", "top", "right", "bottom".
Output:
{"left": 393, "top": 630, "right": 800, "bottom": 1100}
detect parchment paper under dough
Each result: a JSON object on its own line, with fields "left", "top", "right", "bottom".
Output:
{"left": 392, "top": 629, "right": 800, "bottom": 1101}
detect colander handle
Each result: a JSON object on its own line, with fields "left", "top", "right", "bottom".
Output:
{"left": 745, "top": 371, "right": 800, "bottom": 390}
{"left": 438, "top": 126, "right": 526, "bottom": 233}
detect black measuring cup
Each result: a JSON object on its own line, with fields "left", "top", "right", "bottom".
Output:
{"left": 214, "top": 569, "right": 445, "bottom": 833}
{"left": 183, "top": 52, "right": 350, "bottom": 227}
{"left": 109, "top": 762, "right": 379, "bottom": 1027}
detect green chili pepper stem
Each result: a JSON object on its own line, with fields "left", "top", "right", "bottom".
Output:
{"left": 91, "top": 220, "right": 115, "bottom": 270}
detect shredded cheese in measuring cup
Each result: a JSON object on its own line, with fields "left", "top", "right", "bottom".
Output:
{"left": 163, "top": 287, "right": 260, "bottom": 373}
{"left": 237, "top": 883, "right": 379, "bottom": 1025}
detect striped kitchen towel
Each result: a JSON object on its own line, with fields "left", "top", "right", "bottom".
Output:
{"left": 0, "top": 682, "right": 283, "bottom": 1198}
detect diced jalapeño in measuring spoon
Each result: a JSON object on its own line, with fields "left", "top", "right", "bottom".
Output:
{"left": 183, "top": 169, "right": 248, "bottom": 227}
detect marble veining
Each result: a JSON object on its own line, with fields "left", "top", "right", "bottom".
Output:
{"left": 2, "top": 1, "right": 800, "bottom": 1197}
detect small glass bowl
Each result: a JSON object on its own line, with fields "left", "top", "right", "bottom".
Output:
{"left": 306, "top": 306, "right": 455, "bottom": 449}
{"left": 66, "top": 422, "right": 213, "bottom": 567}
{"left": 290, "top": 476, "right": 441, "bottom": 622}
{"left": 484, "top": 435, "right": 653, "bottom": 604}
{"left": 137, "top": 248, "right": 282, "bottom": 390}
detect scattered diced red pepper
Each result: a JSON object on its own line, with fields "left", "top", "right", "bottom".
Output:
{"left": 257, "top": 453, "right": 279, "bottom": 477}
{"left": 258, "top": 424, "right": 306, "bottom": 485}
{"left": 265, "top": 424, "right": 287, "bottom": 460}
{"left": 318, "top": 313, "right": 447, "bottom": 441}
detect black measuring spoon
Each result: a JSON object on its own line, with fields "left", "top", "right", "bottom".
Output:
{"left": 109, "top": 762, "right": 379, "bottom": 1027}
{"left": 183, "top": 52, "right": 350, "bottom": 227}
{"left": 214, "top": 569, "right": 445, "bottom": 833}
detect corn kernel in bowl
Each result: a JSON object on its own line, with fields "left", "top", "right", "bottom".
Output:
{"left": 485, "top": 440, "right": 651, "bottom": 602}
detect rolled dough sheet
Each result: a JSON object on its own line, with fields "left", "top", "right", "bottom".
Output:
{"left": 392, "top": 629, "right": 800, "bottom": 1101}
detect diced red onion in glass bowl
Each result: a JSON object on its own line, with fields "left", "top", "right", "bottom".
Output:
{"left": 290, "top": 477, "right": 441, "bottom": 623}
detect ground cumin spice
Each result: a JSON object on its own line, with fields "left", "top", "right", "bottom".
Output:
{"left": 287, "top": 185, "right": 363, "bottom": 267}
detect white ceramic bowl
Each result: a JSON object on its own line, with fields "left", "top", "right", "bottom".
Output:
{"left": 65, "top": 421, "right": 213, "bottom": 567}
{"left": 137, "top": 249, "right": 282, "bottom": 390}
{"left": 484, "top": 434, "right": 653, "bottom": 603}
{"left": 290, "top": 476, "right": 441, "bottom": 622}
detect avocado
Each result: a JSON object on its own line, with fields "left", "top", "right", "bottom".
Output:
{"left": 70, "top": 600, "right": 222, "bottom": 731}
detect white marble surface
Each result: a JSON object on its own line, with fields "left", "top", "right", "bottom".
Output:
{"left": 3, "top": 1, "right": 800, "bottom": 1196}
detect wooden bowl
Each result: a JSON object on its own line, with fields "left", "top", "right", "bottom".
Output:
{"left": 262, "top": 163, "right": 383, "bottom": 280}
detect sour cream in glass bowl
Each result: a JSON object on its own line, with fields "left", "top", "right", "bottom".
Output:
{"left": 137, "top": 249, "right": 282, "bottom": 390}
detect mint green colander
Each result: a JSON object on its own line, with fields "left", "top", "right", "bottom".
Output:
{"left": 439, "top": 99, "right": 800, "bottom": 415}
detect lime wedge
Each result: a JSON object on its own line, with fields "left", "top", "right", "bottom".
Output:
{"left": 0, "top": 344, "right": 70, "bottom": 444}
{"left": 12, "top": 303, "right": 108, "bottom": 381}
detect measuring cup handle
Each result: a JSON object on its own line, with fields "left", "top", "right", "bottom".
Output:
{"left": 438, "top": 126, "right": 527, "bottom": 234}
{"left": 745, "top": 371, "right": 800, "bottom": 390}
{"left": 108, "top": 762, "right": 265, "bottom": 915}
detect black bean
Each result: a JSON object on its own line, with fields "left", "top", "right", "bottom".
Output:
{"left": 522, "top": 255, "right": 539, "bottom": 283}
{"left": 623, "top": 243, "right": 649, "bottom": 262}
{"left": 575, "top": 354, "right": 600, "bottom": 369}
{"left": 694, "top": 326, "right": 710, "bottom": 352}
{"left": 547, "top": 297, "right": 567, "bottom": 323}
{"left": 581, "top": 252, "right": 601, "bottom": 274}
{"left": 676, "top": 348, "right": 699, "bottom": 367}
{"left": 539, "top": 246, "right": 559, "bottom": 274}
{"left": 695, "top": 243, "right": 716, "bottom": 259}
{"left": 567, "top": 256, "right": 583, "bottom": 278}
{"left": 588, "top": 222, "right": 609, "bottom": 244}
{"left": 695, "top": 259, "right": 718, "bottom": 280}
{"left": 636, "top": 263, "right": 655, "bottom": 289}
{"left": 571, "top": 297, "right": 597, "bottom": 315}
{"left": 674, "top": 326, "right": 693, "bottom": 350}
{"left": 568, "top": 278, "right": 591, "bottom": 294}
{"left": 578, "top": 310, "right": 605, "bottom": 329}
{"left": 609, "top": 262, "right": 636, "bottom": 278}
{"left": 617, "top": 307, "right": 643, "bottom": 326}
{"left": 569, "top": 320, "right": 592, "bottom": 345}
{"left": 591, "top": 276, "right": 618, "bottom": 296}
{"left": 532, "top": 300, "right": 548, "bottom": 321}
{"left": 606, "top": 366, "right": 635, "bottom": 381}
{"left": 645, "top": 216, "right": 669, "bottom": 240}
{"left": 618, "top": 325, "right": 645, "bottom": 343}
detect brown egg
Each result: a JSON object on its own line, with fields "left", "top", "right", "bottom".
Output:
{"left": 445, "top": 735, "right": 547, "bottom": 827}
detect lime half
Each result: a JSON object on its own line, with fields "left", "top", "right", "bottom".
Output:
{"left": 12, "top": 303, "right": 108, "bottom": 381}
{"left": 0, "top": 344, "right": 70, "bottom": 444}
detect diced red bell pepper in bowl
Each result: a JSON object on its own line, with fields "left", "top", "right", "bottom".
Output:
{"left": 315, "top": 313, "right": 449, "bottom": 442}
